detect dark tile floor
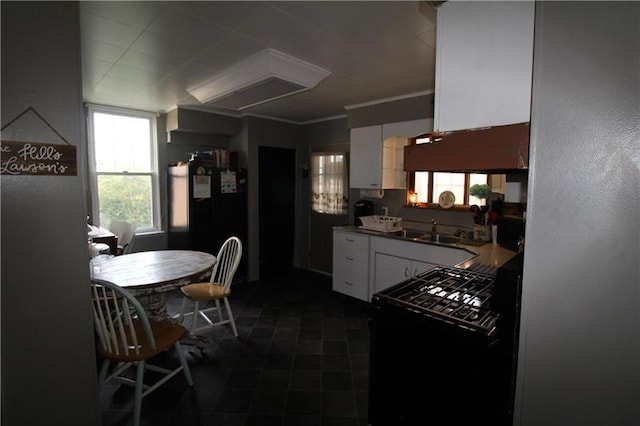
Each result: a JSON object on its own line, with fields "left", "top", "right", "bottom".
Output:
{"left": 99, "top": 268, "right": 372, "bottom": 426}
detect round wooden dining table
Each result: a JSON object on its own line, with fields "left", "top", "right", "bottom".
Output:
{"left": 93, "top": 250, "right": 216, "bottom": 321}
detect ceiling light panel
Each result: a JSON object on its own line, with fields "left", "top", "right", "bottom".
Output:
{"left": 187, "top": 49, "right": 331, "bottom": 110}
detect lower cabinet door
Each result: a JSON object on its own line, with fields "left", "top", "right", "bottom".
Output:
{"left": 373, "top": 254, "right": 440, "bottom": 295}
{"left": 373, "top": 253, "right": 412, "bottom": 294}
{"left": 411, "top": 260, "right": 437, "bottom": 277}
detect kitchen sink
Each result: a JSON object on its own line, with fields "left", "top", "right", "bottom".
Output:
{"left": 394, "top": 229, "right": 488, "bottom": 246}
{"left": 433, "top": 235, "right": 490, "bottom": 247}
{"left": 397, "top": 230, "right": 460, "bottom": 243}
{"left": 429, "top": 235, "right": 461, "bottom": 244}
{"left": 399, "top": 229, "right": 429, "bottom": 239}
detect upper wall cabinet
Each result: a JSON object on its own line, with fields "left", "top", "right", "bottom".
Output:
{"left": 350, "top": 119, "right": 432, "bottom": 189}
{"left": 434, "top": 1, "right": 535, "bottom": 132}
{"left": 350, "top": 125, "right": 383, "bottom": 189}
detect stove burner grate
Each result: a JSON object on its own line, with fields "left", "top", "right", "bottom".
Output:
{"left": 375, "top": 266, "right": 499, "bottom": 335}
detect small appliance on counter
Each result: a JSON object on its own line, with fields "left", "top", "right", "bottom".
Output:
{"left": 496, "top": 216, "right": 525, "bottom": 251}
{"left": 353, "top": 199, "right": 374, "bottom": 226}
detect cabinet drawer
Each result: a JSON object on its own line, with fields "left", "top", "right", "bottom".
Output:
{"left": 332, "top": 267, "right": 368, "bottom": 301}
{"left": 333, "top": 237, "right": 369, "bottom": 276}
{"left": 334, "top": 232, "right": 369, "bottom": 251}
{"left": 333, "top": 230, "right": 370, "bottom": 301}
{"left": 333, "top": 251, "right": 368, "bottom": 273}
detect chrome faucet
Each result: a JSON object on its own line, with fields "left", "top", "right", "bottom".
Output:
{"left": 431, "top": 219, "right": 437, "bottom": 236}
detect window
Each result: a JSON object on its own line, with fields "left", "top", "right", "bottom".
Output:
{"left": 412, "top": 171, "right": 489, "bottom": 206}
{"left": 433, "top": 172, "right": 466, "bottom": 205}
{"left": 468, "top": 173, "right": 490, "bottom": 206}
{"left": 311, "top": 153, "right": 348, "bottom": 214}
{"left": 410, "top": 136, "right": 492, "bottom": 207}
{"left": 87, "top": 105, "right": 160, "bottom": 233}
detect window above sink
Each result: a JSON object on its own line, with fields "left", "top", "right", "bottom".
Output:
{"left": 410, "top": 171, "right": 492, "bottom": 208}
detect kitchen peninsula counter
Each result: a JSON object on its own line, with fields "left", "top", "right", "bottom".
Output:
{"left": 334, "top": 225, "right": 519, "bottom": 271}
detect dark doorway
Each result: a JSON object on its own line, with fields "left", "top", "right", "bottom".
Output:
{"left": 258, "top": 146, "right": 296, "bottom": 279}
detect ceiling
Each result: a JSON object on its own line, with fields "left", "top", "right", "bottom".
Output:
{"left": 80, "top": 1, "right": 438, "bottom": 124}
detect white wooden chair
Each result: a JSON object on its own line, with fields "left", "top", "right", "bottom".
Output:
{"left": 178, "top": 236, "right": 243, "bottom": 336}
{"left": 91, "top": 279, "right": 193, "bottom": 426}
{"left": 109, "top": 220, "right": 137, "bottom": 255}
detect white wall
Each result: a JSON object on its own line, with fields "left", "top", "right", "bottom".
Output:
{"left": 517, "top": 2, "right": 639, "bottom": 425}
{"left": 1, "top": 3, "right": 101, "bottom": 425}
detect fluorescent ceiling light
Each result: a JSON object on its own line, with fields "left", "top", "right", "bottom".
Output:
{"left": 187, "top": 49, "right": 331, "bottom": 110}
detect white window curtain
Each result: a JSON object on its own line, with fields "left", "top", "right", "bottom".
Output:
{"left": 311, "top": 153, "right": 348, "bottom": 214}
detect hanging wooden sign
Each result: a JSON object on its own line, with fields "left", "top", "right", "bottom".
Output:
{"left": 1, "top": 140, "right": 77, "bottom": 175}
{"left": 1, "top": 106, "right": 78, "bottom": 176}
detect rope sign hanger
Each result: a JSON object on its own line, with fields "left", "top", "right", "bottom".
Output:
{"left": 1, "top": 106, "right": 77, "bottom": 176}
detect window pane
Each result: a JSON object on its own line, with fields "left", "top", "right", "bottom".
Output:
{"left": 414, "top": 172, "right": 429, "bottom": 203}
{"left": 93, "top": 112, "right": 152, "bottom": 173}
{"left": 97, "top": 175, "right": 153, "bottom": 229}
{"left": 311, "top": 153, "right": 348, "bottom": 214}
{"left": 433, "top": 172, "right": 464, "bottom": 205}
{"left": 469, "top": 173, "right": 489, "bottom": 206}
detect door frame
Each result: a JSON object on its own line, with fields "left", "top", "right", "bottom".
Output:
{"left": 307, "top": 144, "right": 350, "bottom": 274}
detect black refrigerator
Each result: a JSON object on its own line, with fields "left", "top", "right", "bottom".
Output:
{"left": 168, "top": 162, "right": 248, "bottom": 281}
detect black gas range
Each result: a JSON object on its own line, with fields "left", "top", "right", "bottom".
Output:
{"left": 368, "top": 255, "right": 523, "bottom": 425}
{"left": 372, "top": 266, "right": 499, "bottom": 336}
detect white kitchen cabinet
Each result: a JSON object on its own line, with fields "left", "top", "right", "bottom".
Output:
{"left": 350, "top": 125, "right": 383, "bottom": 189}
{"left": 350, "top": 119, "right": 432, "bottom": 189}
{"left": 434, "top": 1, "right": 534, "bottom": 132}
{"left": 369, "top": 236, "right": 475, "bottom": 296}
{"left": 332, "top": 229, "right": 370, "bottom": 301}
{"left": 382, "top": 136, "right": 406, "bottom": 189}
{"left": 372, "top": 253, "right": 437, "bottom": 294}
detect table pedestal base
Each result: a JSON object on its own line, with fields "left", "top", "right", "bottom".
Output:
{"left": 138, "top": 293, "right": 210, "bottom": 350}
{"left": 137, "top": 293, "right": 169, "bottom": 321}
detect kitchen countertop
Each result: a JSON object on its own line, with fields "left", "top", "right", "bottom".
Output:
{"left": 335, "top": 225, "right": 519, "bottom": 270}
